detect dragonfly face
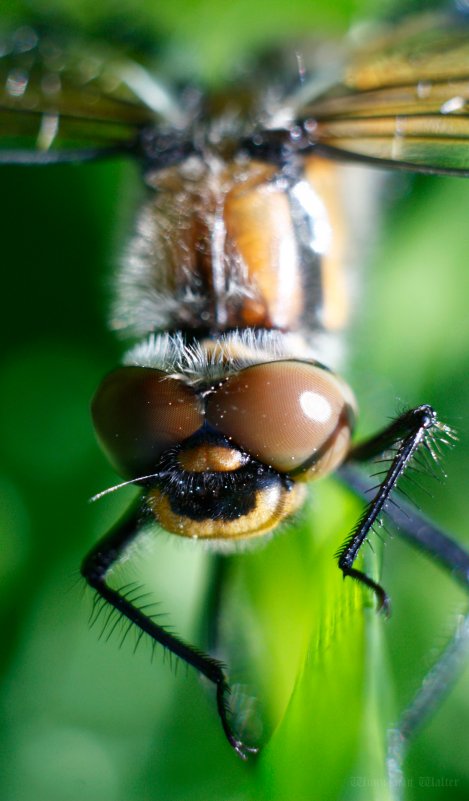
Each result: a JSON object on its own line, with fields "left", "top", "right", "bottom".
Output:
{"left": 92, "top": 352, "right": 355, "bottom": 540}
{"left": 2, "top": 12, "right": 469, "bottom": 767}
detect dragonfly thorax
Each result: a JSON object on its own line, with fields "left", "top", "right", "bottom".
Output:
{"left": 112, "top": 153, "right": 352, "bottom": 351}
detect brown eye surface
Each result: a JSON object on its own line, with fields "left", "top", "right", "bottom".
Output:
{"left": 92, "top": 367, "right": 202, "bottom": 478}
{"left": 206, "top": 360, "right": 355, "bottom": 478}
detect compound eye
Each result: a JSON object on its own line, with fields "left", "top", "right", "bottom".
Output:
{"left": 92, "top": 367, "right": 202, "bottom": 478}
{"left": 206, "top": 360, "right": 355, "bottom": 478}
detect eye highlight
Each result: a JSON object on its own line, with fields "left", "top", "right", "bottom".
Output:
{"left": 205, "top": 359, "right": 355, "bottom": 477}
{"left": 299, "top": 390, "right": 333, "bottom": 423}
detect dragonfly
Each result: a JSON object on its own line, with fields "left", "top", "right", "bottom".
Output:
{"left": 2, "top": 12, "right": 469, "bottom": 767}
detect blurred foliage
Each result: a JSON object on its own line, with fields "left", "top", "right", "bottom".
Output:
{"left": 1, "top": 0, "right": 469, "bottom": 800}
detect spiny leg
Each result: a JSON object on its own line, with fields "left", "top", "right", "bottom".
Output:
{"left": 81, "top": 500, "right": 257, "bottom": 759}
{"left": 339, "top": 427, "right": 469, "bottom": 794}
{"left": 339, "top": 461, "right": 469, "bottom": 778}
{"left": 336, "top": 405, "right": 447, "bottom": 613}
{"left": 338, "top": 463, "right": 469, "bottom": 588}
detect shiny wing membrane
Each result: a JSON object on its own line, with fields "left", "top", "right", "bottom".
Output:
{"left": 0, "top": 27, "right": 184, "bottom": 163}
{"left": 289, "top": 14, "right": 469, "bottom": 175}
{"left": 4, "top": 16, "right": 469, "bottom": 173}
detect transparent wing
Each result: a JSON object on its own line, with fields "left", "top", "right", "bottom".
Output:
{"left": 0, "top": 27, "right": 185, "bottom": 162}
{"left": 290, "top": 14, "right": 469, "bottom": 174}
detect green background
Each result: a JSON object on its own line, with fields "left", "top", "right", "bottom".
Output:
{"left": 1, "top": 0, "right": 469, "bottom": 799}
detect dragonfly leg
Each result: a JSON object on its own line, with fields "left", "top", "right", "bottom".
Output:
{"left": 336, "top": 404, "right": 445, "bottom": 613}
{"left": 340, "top": 441, "right": 469, "bottom": 795}
{"left": 81, "top": 501, "right": 258, "bottom": 760}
